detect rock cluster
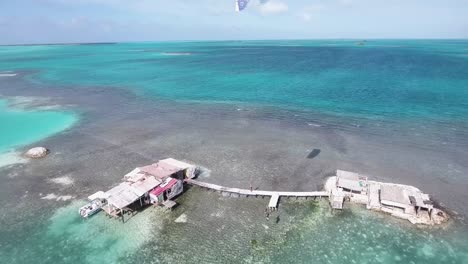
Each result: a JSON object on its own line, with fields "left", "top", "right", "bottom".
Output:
{"left": 25, "top": 147, "right": 49, "bottom": 158}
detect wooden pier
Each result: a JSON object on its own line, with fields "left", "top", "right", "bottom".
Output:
{"left": 82, "top": 158, "right": 449, "bottom": 225}
{"left": 186, "top": 179, "right": 329, "bottom": 209}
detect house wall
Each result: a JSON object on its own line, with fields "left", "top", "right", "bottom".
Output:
{"left": 349, "top": 193, "right": 368, "bottom": 204}
{"left": 149, "top": 193, "right": 164, "bottom": 204}
{"left": 381, "top": 200, "right": 415, "bottom": 215}
{"left": 381, "top": 199, "right": 408, "bottom": 209}
{"left": 167, "top": 180, "right": 183, "bottom": 200}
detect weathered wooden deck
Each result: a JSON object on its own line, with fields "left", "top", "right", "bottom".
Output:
{"left": 186, "top": 179, "right": 329, "bottom": 208}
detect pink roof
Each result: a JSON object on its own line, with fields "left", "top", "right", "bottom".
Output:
{"left": 150, "top": 178, "right": 178, "bottom": 196}
{"left": 139, "top": 162, "right": 181, "bottom": 179}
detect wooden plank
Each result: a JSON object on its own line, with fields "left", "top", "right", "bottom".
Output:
{"left": 268, "top": 194, "right": 280, "bottom": 208}
{"left": 162, "top": 200, "right": 177, "bottom": 209}
{"left": 186, "top": 179, "right": 329, "bottom": 198}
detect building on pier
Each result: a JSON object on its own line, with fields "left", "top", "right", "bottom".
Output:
{"left": 86, "top": 158, "right": 196, "bottom": 221}
{"left": 330, "top": 188, "right": 345, "bottom": 209}
{"left": 328, "top": 169, "right": 447, "bottom": 225}
{"left": 336, "top": 170, "right": 368, "bottom": 195}
{"left": 380, "top": 184, "right": 434, "bottom": 217}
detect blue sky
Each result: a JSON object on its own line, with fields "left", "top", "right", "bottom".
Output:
{"left": 0, "top": 0, "right": 467, "bottom": 44}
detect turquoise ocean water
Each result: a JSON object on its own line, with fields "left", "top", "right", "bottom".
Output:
{"left": 0, "top": 98, "right": 77, "bottom": 154}
{"left": 1, "top": 40, "right": 468, "bottom": 263}
{"left": 1, "top": 40, "right": 468, "bottom": 123}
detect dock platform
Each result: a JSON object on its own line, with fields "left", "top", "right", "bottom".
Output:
{"left": 162, "top": 200, "right": 177, "bottom": 210}
{"left": 268, "top": 194, "right": 280, "bottom": 209}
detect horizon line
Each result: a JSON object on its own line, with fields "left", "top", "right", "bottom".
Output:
{"left": 1, "top": 38, "right": 468, "bottom": 47}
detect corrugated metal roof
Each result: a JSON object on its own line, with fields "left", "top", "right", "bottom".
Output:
{"left": 106, "top": 183, "right": 141, "bottom": 209}
{"left": 139, "top": 162, "right": 179, "bottom": 179}
{"left": 106, "top": 175, "right": 164, "bottom": 209}
{"left": 124, "top": 168, "right": 145, "bottom": 182}
{"left": 159, "top": 158, "right": 192, "bottom": 170}
{"left": 131, "top": 176, "right": 161, "bottom": 195}
{"left": 102, "top": 158, "right": 193, "bottom": 210}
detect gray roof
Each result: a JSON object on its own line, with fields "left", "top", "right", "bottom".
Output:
{"left": 337, "top": 178, "right": 366, "bottom": 192}
{"left": 336, "top": 170, "right": 367, "bottom": 181}
{"left": 407, "top": 189, "right": 433, "bottom": 209}
{"left": 380, "top": 185, "right": 410, "bottom": 206}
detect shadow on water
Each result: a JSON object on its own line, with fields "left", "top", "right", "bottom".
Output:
{"left": 307, "top": 149, "right": 321, "bottom": 159}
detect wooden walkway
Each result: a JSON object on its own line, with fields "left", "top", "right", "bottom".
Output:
{"left": 186, "top": 179, "right": 329, "bottom": 208}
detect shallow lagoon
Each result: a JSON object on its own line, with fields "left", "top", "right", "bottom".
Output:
{"left": 0, "top": 97, "right": 77, "bottom": 164}
{"left": 2, "top": 189, "right": 467, "bottom": 264}
{"left": 1, "top": 40, "right": 468, "bottom": 263}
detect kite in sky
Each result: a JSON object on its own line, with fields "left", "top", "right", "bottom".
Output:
{"left": 235, "top": 0, "right": 249, "bottom": 11}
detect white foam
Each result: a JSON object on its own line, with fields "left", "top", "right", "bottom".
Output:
{"left": 49, "top": 176, "right": 74, "bottom": 186}
{"left": 0, "top": 73, "right": 17, "bottom": 77}
{"left": 41, "top": 193, "right": 75, "bottom": 201}
{"left": 197, "top": 167, "right": 211, "bottom": 178}
{"left": 161, "top": 52, "right": 191, "bottom": 56}
{"left": 307, "top": 123, "right": 322, "bottom": 127}
{"left": 7, "top": 96, "right": 51, "bottom": 108}
{"left": 41, "top": 193, "right": 58, "bottom": 200}
{"left": 57, "top": 195, "right": 74, "bottom": 201}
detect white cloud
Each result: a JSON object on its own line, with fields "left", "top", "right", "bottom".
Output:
{"left": 298, "top": 4, "right": 324, "bottom": 22}
{"left": 42, "top": 0, "right": 230, "bottom": 17}
{"left": 259, "top": 0, "right": 288, "bottom": 15}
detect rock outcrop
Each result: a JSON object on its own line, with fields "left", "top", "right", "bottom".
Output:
{"left": 25, "top": 147, "right": 49, "bottom": 158}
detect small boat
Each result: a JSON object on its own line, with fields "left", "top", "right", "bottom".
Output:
{"left": 79, "top": 191, "right": 108, "bottom": 218}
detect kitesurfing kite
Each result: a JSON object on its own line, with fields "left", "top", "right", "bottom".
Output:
{"left": 235, "top": 0, "right": 250, "bottom": 11}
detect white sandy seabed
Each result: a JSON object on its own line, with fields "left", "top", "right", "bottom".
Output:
{"left": 0, "top": 151, "right": 27, "bottom": 169}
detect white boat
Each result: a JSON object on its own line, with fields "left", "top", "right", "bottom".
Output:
{"left": 79, "top": 191, "right": 108, "bottom": 218}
